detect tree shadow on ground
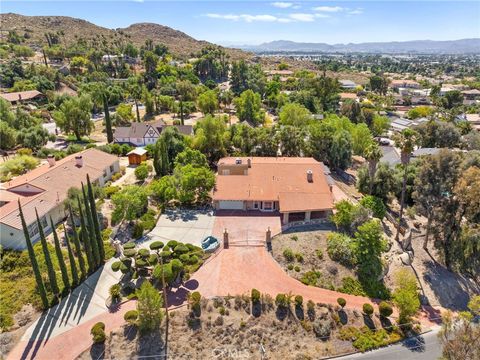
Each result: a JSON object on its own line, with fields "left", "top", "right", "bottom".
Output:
{"left": 137, "top": 328, "right": 165, "bottom": 359}
{"left": 380, "top": 316, "right": 393, "bottom": 331}
{"left": 88, "top": 342, "right": 105, "bottom": 360}
{"left": 275, "top": 306, "right": 288, "bottom": 321}
{"left": 363, "top": 314, "right": 376, "bottom": 330}
{"left": 295, "top": 305, "right": 304, "bottom": 321}
{"left": 338, "top": 310, "right": 348, "bottom": 325}
{"left": 400, "top": 334, "right": 426, "bottom": 353}
{"left": 123, "top": 325, "right": 138, "bottom": 341}
{"left": 252, "top": 302, "right": 262, "bottom": 318}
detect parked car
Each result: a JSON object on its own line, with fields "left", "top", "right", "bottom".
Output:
{"left": 201, "top": 236, "right": 219, "bottom": 253}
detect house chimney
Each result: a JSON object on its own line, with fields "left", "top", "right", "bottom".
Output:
{"left": 47, "top": 154, "right": 56, "bottom": 167}
{"left": 247, "top": 158, "right": 251, "bottom": 168}
{"left": 307, "top": 169, "right": 313, "bottom": 183}
{"left": 75, "top": 155, "right": 83, "bottom": 167}
{"left": 18, "top": 94, "right": 22, "bottom": 101}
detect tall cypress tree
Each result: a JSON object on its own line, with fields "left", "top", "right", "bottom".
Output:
{"left": 77, "top": 196, "right": 95, "bottom": 272}
{"left": 19, "top": 202, "right": 49, "bottom": 308}
{"left": 82, "top": 184, "right": 100, "bottom": 267}
{"left": 68, "top": 205, "right": 86, "bottom": 279}
{"left": 50, "top": 217, "right": 70, "bottom": 291}
{"left": 35, "top": 209, "right": 59, "bottom": 296}
{"left": 64, "top": 225, "right": 79, "bottom": 287}
{"left": 87, "top": 175, "right": 104, "bottom": 261}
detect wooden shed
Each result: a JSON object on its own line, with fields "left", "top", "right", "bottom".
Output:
{"left": 127, "top": 148, "right": 147, "bottom": 166}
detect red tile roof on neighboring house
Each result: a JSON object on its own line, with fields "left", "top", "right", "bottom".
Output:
{"left": 213, "top": 157, "right": 333, "bottom": 213}
{"left": 0, "top": 90, "right": 44, "bottom": 103}
{"left": 0, "top": 148, "right": 118, "bottom": 229}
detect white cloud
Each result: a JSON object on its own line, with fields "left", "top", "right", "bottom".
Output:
{"left": 313, "top": 6, "right": 344, "bottom": 13}
{"left": 289, "top": 13, "right": 315, "bottom": 22}
{"left": 206, "top": 13, "right": 279, "bottom": 22}
{"left": 271, "top": 2, "right": 293, "bottom": 8}
{"left": 314, "top": 13, "right": 330, "bottom": 19}
{"left": 348, "top": 9, "right": 364, "bottom": 15}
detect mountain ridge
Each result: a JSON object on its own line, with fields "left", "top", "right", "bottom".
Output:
{"left": 240, "top": 38, "right": 480, "bottom": 54}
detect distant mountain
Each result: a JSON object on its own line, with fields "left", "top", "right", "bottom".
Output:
{"left": 0, "top": 13, "right": 248, "bottom": 59}
{"left": 241, "top": 39, "right": 480, "bottom": 54}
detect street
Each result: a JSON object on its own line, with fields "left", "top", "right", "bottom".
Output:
{"left": 338, "top": 327, "right": 442, "bottom": 360}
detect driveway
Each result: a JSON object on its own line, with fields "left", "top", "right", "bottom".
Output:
{"left": 147, "top": 209, "right": 215, "bottom": 247}
{"left": 213, "top": 212, "right": 282, "bottom": 245}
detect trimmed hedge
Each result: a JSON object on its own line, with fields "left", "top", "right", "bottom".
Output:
{"left": 91, "top": 322, "right": 106, "bottom": 343}
{"left": 363, "top": 303, "right": 374, "bottom": 316}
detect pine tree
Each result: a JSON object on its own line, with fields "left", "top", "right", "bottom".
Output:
{"left": 68, "top": 205, "right": 86, "bottom": 279}
{"left": 19, "top": 201, "right": 49, "bottom": 308}
{"left": 64, "top": 225, "right": 79, "bottom": 287}
{"left": 35, "top": 209, "right": 59, "bottom": 296}
{"left": 153, "top": 137, "right": 170, "bottom": 176}
{"left": 87, "top": 175, "right": 104, "bottom": 261}
{"left": 82, "top": 184, "right": 100, "bottom": 267}
{"left": 77, "top": 196, "right": 95, "bottom": 272}
{"left": 50, "top": 217, "right": 70, "bottom": 291}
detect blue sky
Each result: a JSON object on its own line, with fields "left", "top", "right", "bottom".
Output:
{"left": 2, "top": 1, "right": 479, "bottom": 45}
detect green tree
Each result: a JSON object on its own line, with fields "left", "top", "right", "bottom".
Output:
{"left": 53, "top": 95, "right": 93, "bottom": 141}
{"left": 111, "top": 185, "right": 149, "bottom": 224}
{"left": 392, "top": 269, "right": 420, "bottom": 325}
{"left": 174, "top": 164, "right": 215, "bottom": 204}
{"left": 135, "top": 162, "right": 150, "bottom": 181}
{"left": 90, "top": 83, "right": 113, "bottom": 143}
{"left": 77, "top": 196, "right": 95, "bottom": 272}
{"left": 363, "top": 143, "right": 383, "bottom": 194}
{"left": 50, "top": 217, "right": 70, "bottom": 291}
{"left": 329, "top": 130, "right": 352, "bottom": 170}
{"left": 136, "top": 281, "right": 163, "bottom": 333}
{"left": 351, "top": 123, "right": 373, "bottom": 156}
{"left": 369, "top": 75, "right": 389, "bottom": 95}
{"left": 174, "top": 148, "right": 208, "bottom": 168}
{"left": 393, "top": 128, "right": 420, "bottom": 242}
{"left": 278, "top": 103, "right": 311, "bottom": 127}
{"left": 82, "top": 185, "right": 100, "bottom": 267}
{"left": 176, "top": 80, "right": 196, "bottom": 125}
{"left": 87, "top": 176, "right": 104, "bottom": 261}
{"left": 234, "top": 90, "right": 264, "bottom": 126}
{"left": 69, "top": 205, "right": 86, "bottom": 278}
{"left": 0, "top": 122, "right": 17, "bottom": 150}
{"left": 35, "top": 209, "right": 59, "bottom": 296}
{"left": 197, "top": 90, "right": 218, "bottom": 115}
{"left": 192, "top": 115, "right": 228, "bottom": 164}
{"left": 310, "top": 72, "right": 340, "bottom": 112}
{"left": 153, "top": 137, "right": 170, "bottom": 177}
{"left": 127, "top": 77, "right": 143, "bottom": 122}
{"left": 19, "top": 202, "right": 48, "bottom": 308}
{"left": 340, "top": 99, "right": 364, "bottom": 124}
{"left": 64, "top": 226, "right": 79, "bottom": 287}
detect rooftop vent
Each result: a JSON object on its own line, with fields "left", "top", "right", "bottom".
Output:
{"left": 307, "top": 169, "right": 313, "bottom": 183}
{"left": 47, "top": 154, "right": 56, "bottom": 167}
{"left": 235, "top": 158, "right": 242, "bottom": 165}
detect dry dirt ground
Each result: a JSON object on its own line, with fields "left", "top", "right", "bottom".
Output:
{"left": 78, "top": 296, "right": 403, "bottom": 360}
{"left": 271, "top": 226, "right": 358, "bottom": 291}
{"left": 0, "top": 305, "right": 40, "bottom": 357}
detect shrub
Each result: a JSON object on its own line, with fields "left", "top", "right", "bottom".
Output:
{"left": 134, "top": 162, "right": 149, "bottom": 181}
{"left": 123, "top": 248, "right": 137, "bottom": 257}
{"left": 294, "top": 265, "right": 300, "bottom": 272}
{"left": 123, "top": 242, "right": 136, "bottom": 250}
{"left": 138, "top": 248, "right": 150, "bottom": 258}
{"left": 132, "top": 222, "right": 144, "bottom": 239}
{"left": 301, "top": 270, "right": 321, "bottom": 286}
{"left": 295, "top": 253, "right": 304, "bottom": 262}
{"left": 174, "top": 244, "right": 189, "bottom": 254}
{"left": 290, "top": 235, "right": 298, "bottom": 241}
{"left": 137, "top": 282, "right": 163, "bottom": 333}
{"left": 251, "top": 289, "right": 261, "bottom": 303}
{"left": 379, "top": 301, "right": 393, "bottom": 318}
{"left": 91, "top": 322, "right": 106, "bottom": 343}
{"left": 313, "top": 320, "right": 331, "bottom": 338}
{"left": 338, "top": 277, "right": 366, "bottom": 296}
{"left": 170, "top": 259, "right": 184, "bottom": 272}
{"left": 188, "top": 255, "right": 199, "bottom": 265}
{"left": 149, "top": 241, "right": 164, "bottom": 251}
{"left": 283, "top": 248, "right": 294, "bottom": 262}
{"left": 326, "top": 233, "right": 357, "bottom": 267}
{"left": 104, "top": 185, "right": 120, "bottom": 198}
{"left": 179, "top": 254, "right": 190, "bottom": 263}
{"left": 316, "top": 249, "right": 323, "bottom": 260}
{"left": 294, "top": 295, "right": 303, "bottom": 307}
{"left": 167, "top": 240, "right": 178, "bottom": 249}
{"left": 124, "top": 310, "right": 138, "bottom": 325}
{"left": 275, "top": 293, "right": 288, "bottom": 308}
{"left": 337, "top": 298, "right": 346, "bottom": 309}
{"left": 111, "top": 261, "right": 121, "bottom": 272}
{"left": 392, "top": 268, "right": 420, "bottom": 325}
{"left": 287, "top": 264, "right": 294, "bottom": 270}
{"left": 360, "top": 195, "right": 386, "bottom": 219}
{"left": 109, "top": 284, "right": 122, "bottom": 302}
{"left": 363, "top": 303, "right": 374, "bottom": 316}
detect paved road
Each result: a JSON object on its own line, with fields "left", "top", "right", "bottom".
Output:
{"left": 338, "top": 327, "right": 442, "bottom": 360}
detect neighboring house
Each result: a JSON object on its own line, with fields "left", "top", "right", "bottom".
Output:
{"left": 390, "top": 80, "right": 421, "bottom": 89}
{"left": 457, "top": 113, "right": 480, "bottom": 131}
{"left": 389, "top": 116, "right": 429, "bottom": 132}
{"left": 339, "top": 80, "right": 357, "bottom": 89}
{"left": 127, "top": 148, "right": 148, "bottom": 166}
{"left": 102, "top": 54, "right": 137, "bottom": 64}
{"left": 0, "top": 90, "right": 45, "bottom": 105}
{"left": 212, "top": 157, "right": 334, "bottom": 224}
{"left": 114, "top": 120, "right": 193, "bottom": 146}
{"left": 0, "top": 148, "right": 120, "bottom": 250}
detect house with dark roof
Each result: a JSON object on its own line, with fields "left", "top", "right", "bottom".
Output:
{"left": 113, "top": 120, "right": 193, "bottom": 146}
{"left": 212, "top": 157, "right": 334, "bottom": 224}
{"left": 0, "top": 148, "right": 120, "bottom": 250}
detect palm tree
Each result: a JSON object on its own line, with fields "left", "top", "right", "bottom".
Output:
{"left": 393, "top": 128, "right": 419, "bottom": 243}
{"left": 90, "top": 82, "right": 113, "bottom": 143}
{"left": 127, "top": 77, "right": 142, "bottom": 122}
{"left": 364, "top": 142, "right": 383, "bottom": 194}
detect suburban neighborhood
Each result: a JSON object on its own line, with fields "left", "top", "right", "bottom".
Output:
{"left": 0, "top": 2, "right": 479, "bottom": 360}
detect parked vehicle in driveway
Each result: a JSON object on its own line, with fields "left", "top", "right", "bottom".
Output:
{"left": 201, "top": 236, "right": 220, "bottom": 252}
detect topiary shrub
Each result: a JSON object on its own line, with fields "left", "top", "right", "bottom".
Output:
{"left": 337, "top": 298, "right": 346, "bottom": 309}
{"left": 132, "top": 222, "right": 144, "bottom": 239}
{"left": 179, "top": 254, "right": 190, "bottom": 263}
{"left": 135, "top": 258, "right": 148, "bottom": 268}
{"left": 294, "top": 265, "right": 300, "bottom": 272}
{"left": 160, "top": 250, "right": 172, "bottom": 258}
{"left": 174, "top": 244, "right": 188, "bottom": 254}
{"left": 91, "top": 322, "right": 106, "bottom": 343}
{"left": 275, "top": 293, "right": 288, "bottom": 308}
{"left": 109, "top": 284, "right": 121, "bottom": 302}
{"left": 167, "top": 240, "right": 178, "bottom": 249}
{"left": 137, "top": 248, "right": 150, "bottom": 258}
{"left": 148, "top": 254, "right": 158, "bottom": 265}
{"left": 170, "top": 259, "right": 184, "bottom": 272}
{"left": 287, "top": 264, "right": 294, "bottom": 270}
{"left": 111, "top": 261, "right": 121, "bottom": 272}
{"left": 294, "top": 295, "right": 303, "bottom": 307}
{"left": 123, "top": 248, "right": 137, "bottom": 257}
{"left": 295, "top": 253, "right": 304, "bottom": 262}
{"left": 363, "top": 303, "right": 374, "bottom": 316}
{"left": 283, "top": 248, "right": 294, "bottom": 262}
{"left": 251, "top": 289, "right": 261, "bottom": 303}
{"left": 149, "top": 241, "right": 164, "bottom": 251}
{"left": 378, "top": 301, "right": 393, "bottom": 318}
{"left": 188, "top": 255, "right": 199, "bottom": 265}
{"left": 124, "top": 310, "right": 138, "bottom": 325}
{"left": 123, "top": 242, "right": 136, "bottom": 250}
{"left": 360, "top": 195, "right": 386, "bottom": 219}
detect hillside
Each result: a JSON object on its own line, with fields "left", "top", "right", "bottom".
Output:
{"left": 0, "top": 13, "right": 248, "bottom": 59}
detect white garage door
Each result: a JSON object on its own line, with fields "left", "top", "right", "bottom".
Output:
{"left": 218, "top": 200, "right": 244, "bottom": 210}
